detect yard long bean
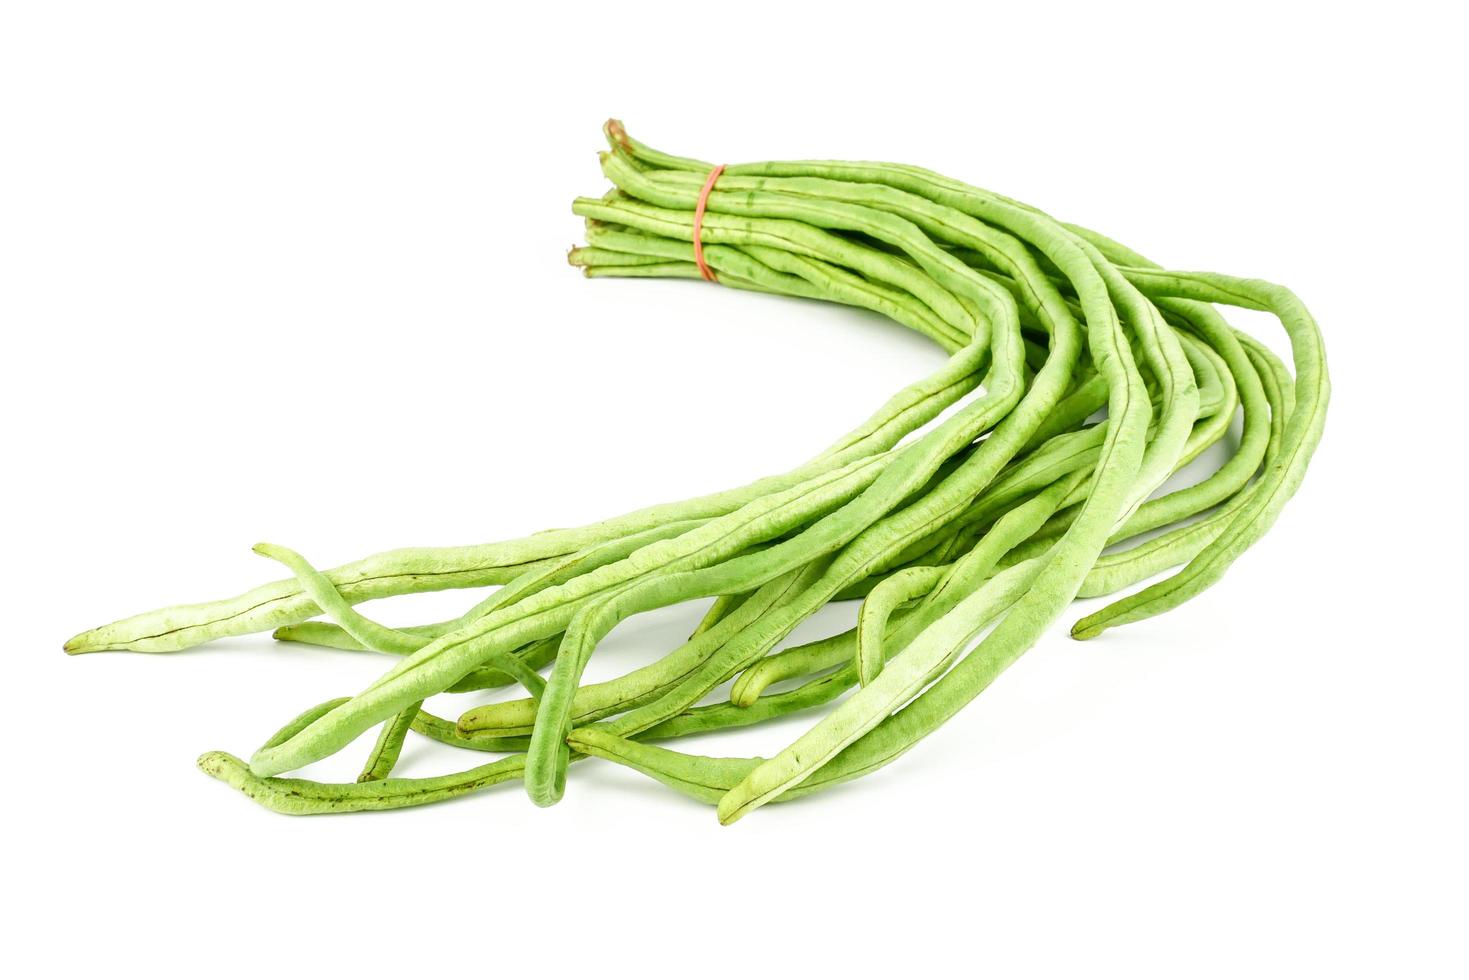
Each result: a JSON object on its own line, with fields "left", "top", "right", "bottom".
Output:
{"left": 65, "top": 121, "right": 1328, "bottom": 821}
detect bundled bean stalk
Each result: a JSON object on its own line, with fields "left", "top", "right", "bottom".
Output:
{"left": 64, "top": 122, "right": 1329, "bottom": 822}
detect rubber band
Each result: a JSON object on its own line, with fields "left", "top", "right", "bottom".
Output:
{"left": 692, "top": 163, "right": 726, "bottom": 282}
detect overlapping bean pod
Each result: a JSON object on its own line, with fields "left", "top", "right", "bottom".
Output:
{"left": 65, "top": 122, "right": 1328, "bottom": 821}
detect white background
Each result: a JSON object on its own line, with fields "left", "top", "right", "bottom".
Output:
{"left": 4, "top": 2, "right": 1465, "bottom": 976}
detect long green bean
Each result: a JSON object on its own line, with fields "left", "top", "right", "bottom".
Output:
{"left": 64, "top": 121, "right": 1327, "bottom": 822}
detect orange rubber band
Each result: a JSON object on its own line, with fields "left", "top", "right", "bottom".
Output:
{"left": 692, "top": 164, "right": 726, "bottom": 282}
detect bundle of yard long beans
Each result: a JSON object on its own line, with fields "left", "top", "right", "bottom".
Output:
{"left": 65, "top": 121, "right": 1329, "bottom": 822}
